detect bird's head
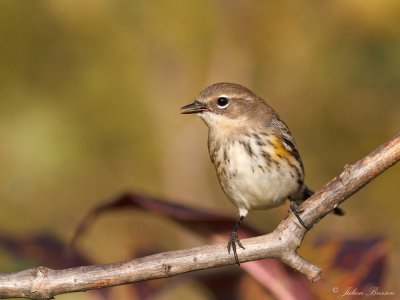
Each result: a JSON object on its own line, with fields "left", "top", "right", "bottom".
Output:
{"left": 181, "top": 82, "right": 273, "bottom": 129}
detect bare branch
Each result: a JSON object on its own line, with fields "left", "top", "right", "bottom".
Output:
{"left": 0, "top": 133, "right": 399, "bottom": 300}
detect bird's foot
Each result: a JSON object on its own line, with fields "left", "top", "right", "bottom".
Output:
{"left": 289, "top": 202, "right": 309, "bottom": 229}
{"left": 227, "top": 231, "right": 245, "bottom": 266}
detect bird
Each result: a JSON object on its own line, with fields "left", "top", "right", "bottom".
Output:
{"left": 181, "top": 82, "right": 343, "bottom": 265}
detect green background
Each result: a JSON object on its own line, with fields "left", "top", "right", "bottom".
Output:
{"left": 0, "top": 1, "right": 399, "bottom": 299}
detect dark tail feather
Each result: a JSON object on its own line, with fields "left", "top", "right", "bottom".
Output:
{"left": 302, "top": 186, "right": 313, "bottom": 199}
{"left": 333, "top": 207, "right": 345, "bottom": 216}
{"left": 303, "top": 186, "right": 345, "bottom": 216}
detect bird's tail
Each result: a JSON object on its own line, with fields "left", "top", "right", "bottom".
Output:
{"left": 291, "top": 185, "right": 345, "bottom": 216}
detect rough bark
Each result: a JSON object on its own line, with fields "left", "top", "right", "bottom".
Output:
{"left": 0, "top": 133, "right": 399, "bottom": 300}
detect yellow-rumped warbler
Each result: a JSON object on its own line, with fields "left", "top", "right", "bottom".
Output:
{"left": 181, "top": 82, "right": 343, "bottom": 265}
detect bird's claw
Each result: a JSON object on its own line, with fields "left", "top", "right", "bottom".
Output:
{"left": 289, "top": 202, "right": 309, "bottom": 229}
{"left": 227, "top": 231, "right": 245, "bottom": 266}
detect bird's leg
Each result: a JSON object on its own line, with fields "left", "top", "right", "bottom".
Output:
{"left": 227, "top": 215, "right": 245, "bottom": 266}
{"left": 289, "top": 201, "right": 309, "bottom": 229}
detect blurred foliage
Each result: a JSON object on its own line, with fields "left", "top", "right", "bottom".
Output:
{"left": 0, "top": 194, "right": 389, "bottom": 299}
{"left": 0, "top": 1, "right": 399, "bottom": 299}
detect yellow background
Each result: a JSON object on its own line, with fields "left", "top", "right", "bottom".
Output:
{"left": 0, "top": 1, "right": 399, "bottom": 299}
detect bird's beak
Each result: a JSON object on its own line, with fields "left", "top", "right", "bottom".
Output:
{"left": 180, "top": 101, "right": 207, "bottom": 114}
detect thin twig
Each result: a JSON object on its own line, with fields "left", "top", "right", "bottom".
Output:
{"left": 0, "top": 133, "right": 399, "bottom": 300}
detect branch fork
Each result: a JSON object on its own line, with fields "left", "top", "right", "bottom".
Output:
{"left": 0, "top": 133, "right": 399, "bottom": 299}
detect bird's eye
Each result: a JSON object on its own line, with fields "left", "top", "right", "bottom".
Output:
{"left": 216, "top": 97, "right": 229, "bottom": 108}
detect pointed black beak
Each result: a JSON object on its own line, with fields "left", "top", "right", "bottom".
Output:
{"left": 180, "top": 101, "right": 207, "bottom": 114}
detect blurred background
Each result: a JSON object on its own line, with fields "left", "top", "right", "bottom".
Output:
{"left": 0, "top": 1, "right": 399, "bottom": 299}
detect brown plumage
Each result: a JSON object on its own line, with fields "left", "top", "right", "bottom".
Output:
{"left": 181, "top": 82, "right": 343, "bottom": 265}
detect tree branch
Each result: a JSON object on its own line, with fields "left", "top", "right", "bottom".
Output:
{"left": 0, "top": 133, "right": 399, "bottom": 300}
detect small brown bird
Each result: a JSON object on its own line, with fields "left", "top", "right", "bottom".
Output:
{"left": 181, "top": 83, "right": 343, "bottom": 265}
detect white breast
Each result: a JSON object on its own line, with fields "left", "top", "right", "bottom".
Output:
{"left": 212, "top": 137, "right": 300, "bottom": 213}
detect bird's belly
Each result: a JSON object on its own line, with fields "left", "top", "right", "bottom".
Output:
{"left": 219, "top": 143, "right": 299, "bottom": 211}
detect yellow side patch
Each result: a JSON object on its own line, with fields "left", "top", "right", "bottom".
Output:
{"left": 270, "top": 136, "right": 291, "bottom": 160}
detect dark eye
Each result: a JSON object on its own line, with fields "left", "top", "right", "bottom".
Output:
{"left": 216, "top": 96, "right": 229, "bottom": 108}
